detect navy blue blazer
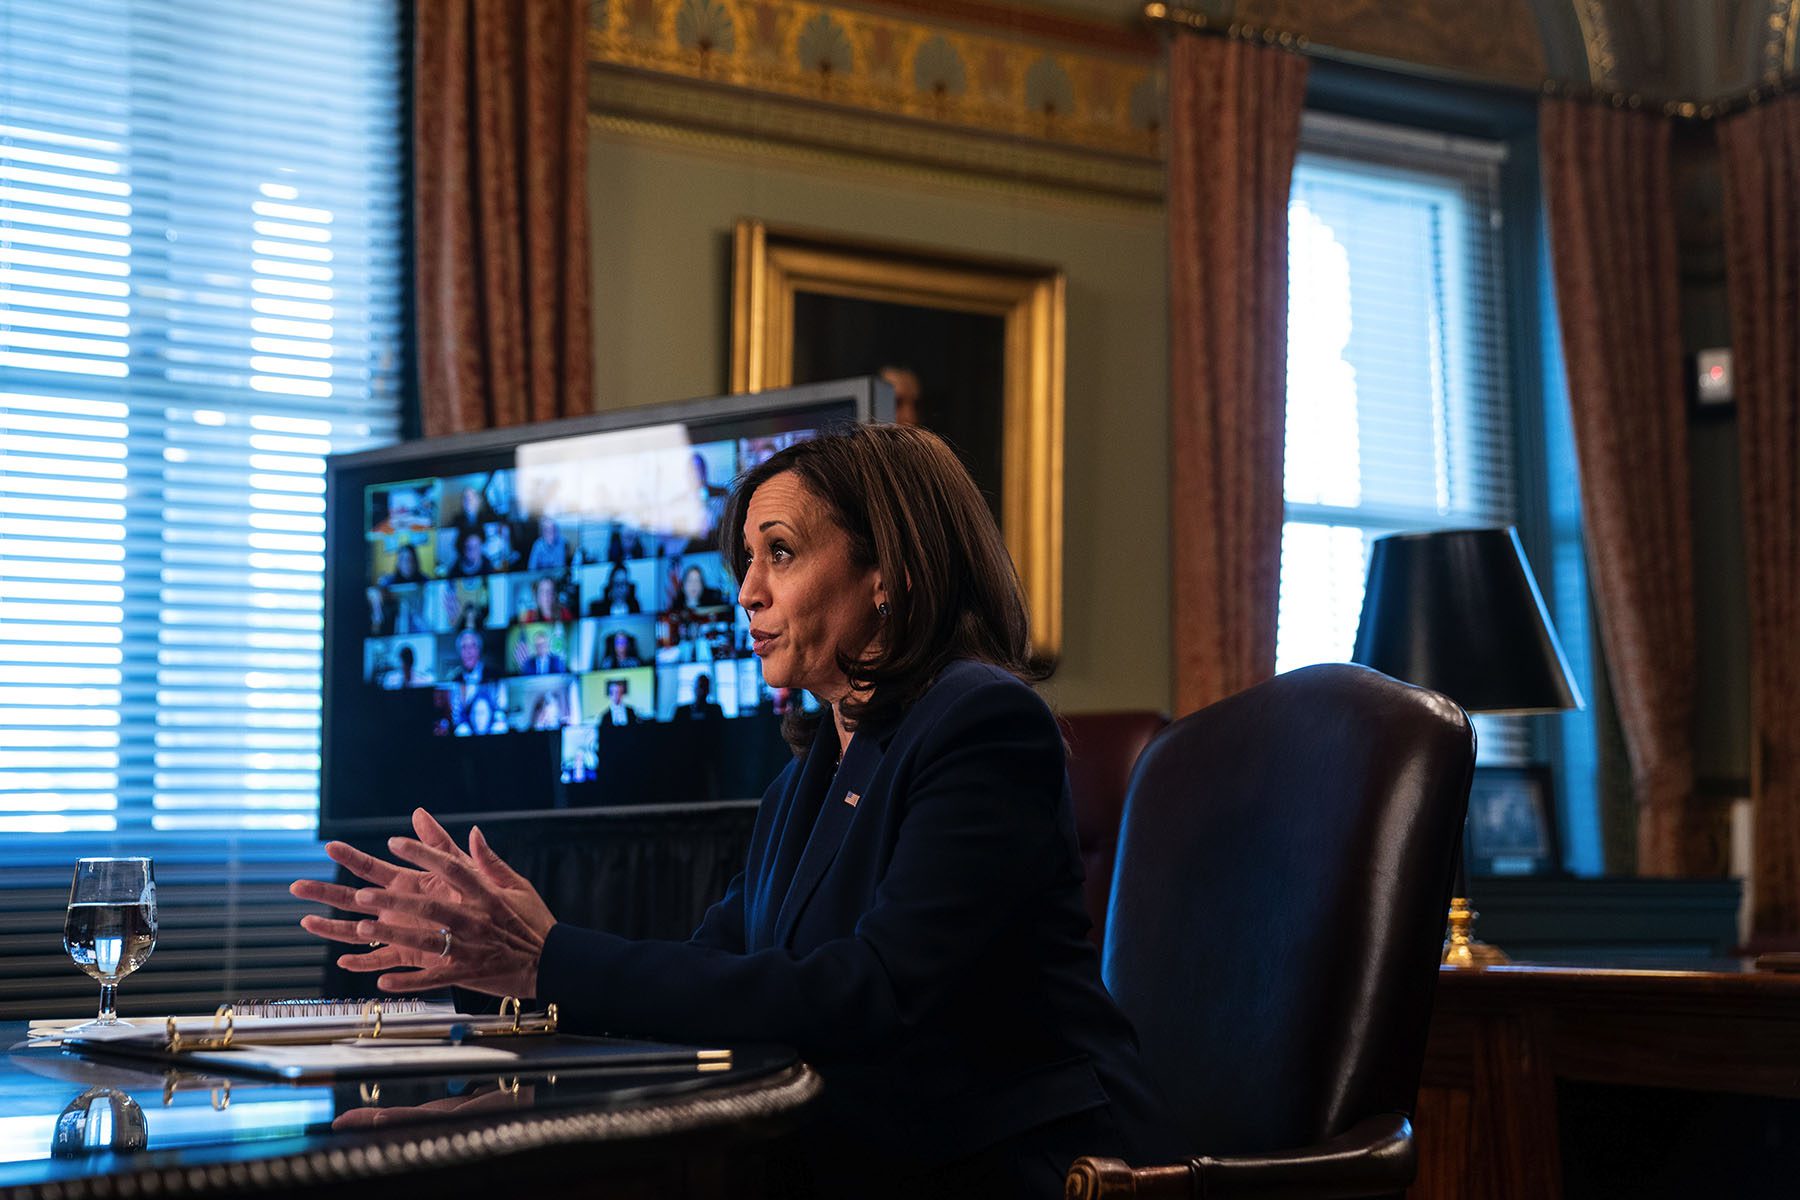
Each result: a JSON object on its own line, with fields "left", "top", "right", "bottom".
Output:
{"left": 536, "top": 661, "right": 1169, "bottom": 1177}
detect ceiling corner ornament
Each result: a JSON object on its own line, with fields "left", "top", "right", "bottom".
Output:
{"left": 1766, "top": 0, "right": 1800, "bottom": 80}
{"left": 1570, "top": 0, "right": 1619, "bottom": 88}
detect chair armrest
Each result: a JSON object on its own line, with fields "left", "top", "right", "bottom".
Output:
{"left": 1065, "top": 1112, "right": 1414, "bottom": 1199}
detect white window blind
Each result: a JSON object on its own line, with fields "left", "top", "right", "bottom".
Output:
{"left": 1276, "top": 112, "right": 1524, "bottom": 763}
{"left": 0, "top": 0, "right": 405, "bottom": 1015}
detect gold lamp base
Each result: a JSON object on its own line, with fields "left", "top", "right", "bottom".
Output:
{"left": 1441, "top": 896, "right": 1512, "bottom": 968}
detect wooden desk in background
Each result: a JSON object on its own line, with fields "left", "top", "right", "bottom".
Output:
{"left": 1412, "top": 962, "right": 1800, "bottom": 1199}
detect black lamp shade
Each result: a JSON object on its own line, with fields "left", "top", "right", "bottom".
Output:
{"left": 1352, "top": 527, "right": 1583, "bottom": 715}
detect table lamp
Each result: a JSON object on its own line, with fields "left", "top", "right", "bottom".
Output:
{"left": 1351, "top": 526, "right": 1583, "bottom": 968}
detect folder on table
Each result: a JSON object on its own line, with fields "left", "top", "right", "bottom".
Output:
{"left": 51, "top": 997, "right": 731, "bottom": 1083}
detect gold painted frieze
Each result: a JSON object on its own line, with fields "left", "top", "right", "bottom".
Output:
{"left": 587, "top": 0, "right": 1165, "bottom": 162}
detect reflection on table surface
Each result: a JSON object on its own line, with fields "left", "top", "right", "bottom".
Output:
{"left": 0, "top": 1029, "right": 796, "bottom": 1190}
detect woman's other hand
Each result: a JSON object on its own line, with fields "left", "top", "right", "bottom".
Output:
{"left": 292, "top": 808, "right": 556, "bottom": 999}
{"left": 291, "top": 806, "right": 468, "bottom": 963}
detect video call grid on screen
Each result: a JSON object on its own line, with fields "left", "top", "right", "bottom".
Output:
{"left": 321, "top": 382, "right": 889, "bottom": 834}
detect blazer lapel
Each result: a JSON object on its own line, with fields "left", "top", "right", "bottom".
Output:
{"left": 748, "top": 719, "right": 840, "bottom": 950}
{"left": 771, "top": 725, "right": 885, "bottom": 947}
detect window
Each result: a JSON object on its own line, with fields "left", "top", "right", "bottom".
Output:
{"left": 1276, "top": 109, "right": 1590, "bottom": 802}
{"left": 0, "top": 0, "right": 406, "bottom": 1014}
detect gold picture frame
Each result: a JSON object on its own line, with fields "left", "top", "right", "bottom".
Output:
{"left": 730, "top": 220, "right": 1065, "bottom": 661}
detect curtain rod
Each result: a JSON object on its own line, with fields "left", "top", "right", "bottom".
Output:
{"left": 1140, "top": 3, "right": 1308, "bottom": 51}
{"left": 1540, "top": 75, "right": 1799, "bottom": 121}
{"left": 1142, "top": 1, "right": 1799, "bottom": 122}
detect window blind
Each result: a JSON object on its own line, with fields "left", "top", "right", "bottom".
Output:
{"left": 0, "top": 0, "right": 405, "bottom": 1014}
{"left": 1276, "top": 111, "right": 1525, "bottom": 763}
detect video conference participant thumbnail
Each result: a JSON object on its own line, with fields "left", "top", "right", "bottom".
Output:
{"left": 365, "top": 481, "right": 439, "bottom": 611}
{"left": 511, "top": 674, "right": 578, "bottom": 732}
{"left": 433, "top": 681, "right": 504, "bottom": 737}
{"left": 654, "top": 612, "right": 744, "bottom": 665}
{"left": 427, "top": 577, "right": 497, "bottom": 633}
{"left": 560, "top": 723, "right": 599, "bottom": 783}
{"left": 684, "top": 442, "right": 736, "bottom": 551}
{"left": 436, "top": 627, "right": 504, "bottom": 688}
{"left": 580, "top": 669, "right": 653, "bottom": 727}
{"left": 577, "top": 520, "right": 651, "bottom": 567}
{"left": 526, "top": 515, "right": 574, "bottom": 572}
{"left": 437, "top": 469, "right": 527, "bottom": 576}
{"left": 662, "top": 551, "right": 733, "bottom": 615}
{"left": 508, "top": 574, "right": 575, "bottom": 626}
{"left": 366, "top": 582, "right": 429, "bottom": 637}
{"left": 508, "top": 622, "right": 572, "bottom": 676}
{"left": 581, "top": 559, "right": 656, "bottom": 618}
{"left": 367, "top": 478, "right": 439, "bottom": 539}
{"left": 365, "top": 634, "right": 438, "bottom": 689}
{"left": 582, "top": 615, "right": 655, "bottom": 671}
{"left": 442, "top": 528, "right": 499, "bottom": 578}
{"left": 655, "top": 662, "right": 739, "bottom": 720}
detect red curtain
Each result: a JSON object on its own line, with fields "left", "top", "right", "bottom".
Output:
{"left": 1167, "top": 35, "right": 1308, "bottom": 716}
{"left": 415, "top": 0, "right": 593, "bottom": 435}
{"left": 1540, "top": 98, "right": 1703, "bottom": 874}
{"left": 1719, "top": 94, "right": 1800, "bottom": 934}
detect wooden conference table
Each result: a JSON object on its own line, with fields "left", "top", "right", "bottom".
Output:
{"left": 1411, "top": 960, "right": 1800, "bottom": 1199}
{"left": 0, "top": 1025, "right": 818, "bottom": 1199}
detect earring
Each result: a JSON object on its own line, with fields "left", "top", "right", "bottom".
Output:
{"left": 878, "top": 602, "right": 890, "bottom": 618}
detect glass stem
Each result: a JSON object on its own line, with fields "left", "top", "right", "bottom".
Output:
{"left": 97, "top": 982, "right": 117, "bottom": 1024}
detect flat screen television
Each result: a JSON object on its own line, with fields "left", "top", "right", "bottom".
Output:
{"left": 319, "top": 378, "right": 893, "bottom": 837}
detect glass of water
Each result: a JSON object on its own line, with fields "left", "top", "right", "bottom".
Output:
{"left": 63, "top": 857, "right": 157, "bottom": 1031}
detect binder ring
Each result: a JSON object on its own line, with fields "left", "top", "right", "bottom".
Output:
{"left": 211, "top": 1004, "right": 235, "bottom": 1048}
{"left": 361, "top": 999, "right": 383, "bottom": 1039}
{"left": 499, "top": 995, "right": 521, "bottom": 1033}
{"left": 359, "top": 1082, "right": 381, "bottom": 1105}
{"left": 210, "top": 1081, "right": 231, "bottom": 1111}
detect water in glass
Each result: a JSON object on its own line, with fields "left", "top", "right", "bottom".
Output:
{"left": 63, "top": 857, "right": 157, "bottom": 1030}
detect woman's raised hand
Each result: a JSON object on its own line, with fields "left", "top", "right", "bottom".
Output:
{"left": 290, "top": 808, "right": 556, "bottom": 999}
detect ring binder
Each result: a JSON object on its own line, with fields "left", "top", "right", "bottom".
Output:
{"left": 56, "top": 1001, "right": 719, "bottom": 1084}
{"left": 231, "top": 998, "right": 433, "bottom": 1018}
{"left": 92, "top": 997, "right": 559, "bottom": 1054}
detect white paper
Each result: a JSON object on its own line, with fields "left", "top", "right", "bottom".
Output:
{"left": 54, "top": 1008, "right": 479, "bottom": 1046}
{"left": 185, "top": 1042, "right": 521, "bottom": 1076}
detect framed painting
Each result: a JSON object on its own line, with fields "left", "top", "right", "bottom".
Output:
{"left": 1466, "top": 765, "right": 1560, "bottom": 877}
{"left": 729, "top": 220, "right": 1065, "bottom": 661}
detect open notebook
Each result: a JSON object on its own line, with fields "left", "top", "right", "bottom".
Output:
{"left": 33, "top": 999, "right": 729, "bottom": 1082}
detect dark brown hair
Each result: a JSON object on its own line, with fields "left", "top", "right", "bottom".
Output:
{"left": 718, "top": 423, "right": 1041, "bottom": 752}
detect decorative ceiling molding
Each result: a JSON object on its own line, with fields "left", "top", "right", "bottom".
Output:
{"left": 587, "top": 69, "right": 1165, "bottom": 205}
{"left": 839, "top": 0, "right": 1157, "bottom": 57}
{"left": 1229, "top": 0, "right": 1548, "bottom": 88}
{"left": 584, "top": 0, "right": 1800, "bottom": 200}
{"left": 585, "top": 0, "right": 1165, "bottom": 170}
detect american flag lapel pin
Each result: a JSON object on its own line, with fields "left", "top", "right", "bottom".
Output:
{"left": 844, "top": 791, "right": 860, "bottom": 808}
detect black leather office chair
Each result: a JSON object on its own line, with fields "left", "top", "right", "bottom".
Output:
{"left": 1067, "top": 663, "right": 1474, "bottom": 1198}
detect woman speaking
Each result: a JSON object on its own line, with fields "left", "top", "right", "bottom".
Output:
{"left": 293, "top": 424, "right": 1170, "bottom": 1194}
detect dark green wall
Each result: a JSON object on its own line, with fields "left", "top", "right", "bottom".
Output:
{"left": 584, "top": 129, "right": 1172, "bottom": 714}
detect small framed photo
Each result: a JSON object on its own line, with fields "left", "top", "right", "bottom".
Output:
{"left": 1466, "top": 765, "right": 1559, "bottom": 877}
